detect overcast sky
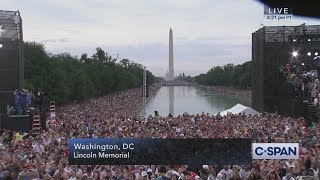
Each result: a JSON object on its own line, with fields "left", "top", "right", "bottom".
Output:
{"left": 2, "top": 0, "right": 320, "bottom": 76}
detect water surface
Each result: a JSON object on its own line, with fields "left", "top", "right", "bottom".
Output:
{"left": 141, "top": 86, "right": 251, "bottom": 116}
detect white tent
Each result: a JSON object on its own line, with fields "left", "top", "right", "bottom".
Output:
{"left": 218, "top": 103, "right": 259, "bottom": 116}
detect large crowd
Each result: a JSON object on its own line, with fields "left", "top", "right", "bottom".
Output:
{"left": 199, "top": 86, "right": 251, "bottom": 101}
{"left": 0, "top": 84, "right": 320, "bottom": 180}
{"left": 280, "top": 63, "right": 319, "bottom": 105}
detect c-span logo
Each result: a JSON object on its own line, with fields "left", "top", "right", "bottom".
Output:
{"left": 252, "top": 143, "right": 299, "bottom": 159}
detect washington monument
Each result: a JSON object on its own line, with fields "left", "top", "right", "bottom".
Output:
{"left": 168, "top": 28, "right": 174, "bottom": 80}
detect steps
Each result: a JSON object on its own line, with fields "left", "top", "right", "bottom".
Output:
{"left": 32, "top": 113, "right": 41, "bottom": 135}
{"left": 48, "top": 101, "right": 57, "bottom": 127}
{"left": 49, "top": 101, "right": 55, "bottom": 119}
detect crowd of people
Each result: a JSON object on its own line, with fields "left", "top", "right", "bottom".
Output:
{"left": 280, "top": 63, "right": 319, "bottom": 104}
{"left": 8, "top": 88, "right": 46, "bottom": 115}
{"left": 0, "top": 84, "right": 320, "bottom": 179}
{"left": 199, "top": 86, "right": 251, "bottom": 101}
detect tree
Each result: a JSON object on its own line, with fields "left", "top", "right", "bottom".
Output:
{"left": 194, "top": 61, "right": 252, "bottom": 88}
{"left": 95, "top": 47, "right": 106, "bottom": 63}
{"left": 23, "top": 42, "right": 158, "bottom": 105}
{"left": 80, "top": 53, "right": 91, "bottom": 63}
{"left": 120, "top": 59, "right": 130, "bottom": 68}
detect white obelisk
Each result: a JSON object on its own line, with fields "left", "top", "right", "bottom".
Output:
{"left": 169, "top": 28, "right": 174, "bottom": 81}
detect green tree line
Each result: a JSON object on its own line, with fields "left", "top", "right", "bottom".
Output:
{"left": 24, "top": 42, "right": 156, "bottom": 104}
{"left": 194, "top": 61, "right": 252, "bottom": 88}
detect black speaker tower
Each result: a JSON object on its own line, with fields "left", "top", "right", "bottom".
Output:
{"left": 0, "top": 10, "right": 24, "bottom": 113}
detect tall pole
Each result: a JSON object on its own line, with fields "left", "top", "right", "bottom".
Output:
{"left": 17, "top": 11, "right": 23, "bottom": 88}
{"left": 169, "top": 28, "right": 174, "bottom": 80}
{"left": 142, "top": 66, "right": 147, "bottom": 118}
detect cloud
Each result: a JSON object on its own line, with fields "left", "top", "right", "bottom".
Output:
{"left": 41, "top": 38, "right": 69, "bottom": 43}
{"left": 45, "top": 35, "right": 251, "bottom": 76}
{"left": 1, "top": 0, "right": 320, "bottom": 76}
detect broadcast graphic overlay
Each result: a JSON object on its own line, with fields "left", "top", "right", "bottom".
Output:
{"left": 252, "top": 143, "right": 299, "bottom": 160}
{"left": 264, "top": 5, "right": 293, "bottom": 21}
{"left": 69, "top": 138, "right": 251, "bottom": 165}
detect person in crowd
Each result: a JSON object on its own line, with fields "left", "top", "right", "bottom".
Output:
{"left": 265, "top": 168, "right": 281, "bottom": 180}
{"left": 13, "top": 89, "right": 20, "bottom": 109}
{"left": 218, "top": 166, "right": 233, "bottom": 180}
{"left": 157, "top": 166, "right": 169, "bottom": 180}
{"left": 20, "top": 89, "right": 28, "bottom": 113}
{"left": 1, "top": 84, "right": 320, "bottom": 179}
{"left": 239, "top": 166, "right": 251, "bottom": 180}
{"left": 199, "top": 168, "right": 208, "bottom": 180}
{"left": 230, "top": 169, "right": 242, "bottom": 180}
{"left": 35, "top": 88, "right": 45, "bottom": 111}
{"left": 282, "top": 172, "right": 295, "bottom": 180}
{"left": 248, "top": 168, "right": 264, "bottom": 180}
{"left": 14, "top": 89, "right": 24, "bottom": 115}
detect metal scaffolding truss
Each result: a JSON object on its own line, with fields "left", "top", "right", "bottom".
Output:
{"left": 264, "top": 24, "right": 320, "bottom": 43}
{"left": 0, "top": 10, "right": 22, "bottom": 42}
{"left": 252, "top": 24, "right": 320, "bottom": 114}
{"left": 0, "top": 10, "right": 24, "bottom": 89}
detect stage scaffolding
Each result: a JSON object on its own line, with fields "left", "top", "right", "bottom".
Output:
{"left": 0, "top": 10, "right": 24, "bottom": 113}
{"left": 0, "top": 10, "right": 24, "bottom": 89}
{"left": 252, "top": 24, "right": 320, "bottom": 115}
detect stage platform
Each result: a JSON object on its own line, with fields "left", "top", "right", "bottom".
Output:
{"left": 0, "top": 111, "right": 46, "bottom": 132}
{"left": 0, "top": 114, "right": 32, "bottom": 132}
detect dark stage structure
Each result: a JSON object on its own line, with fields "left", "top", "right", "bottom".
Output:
{"left": 0, "top": 10, "right": 24, "bottom": 113}
{"left": 0, "top": 110, "right": 46, "bottom": 132}
{"left": 0, "top": 114, "right": 31, "bottom": 132}
{"left": 252, "top": 24, "right": 320, "bottom": 117}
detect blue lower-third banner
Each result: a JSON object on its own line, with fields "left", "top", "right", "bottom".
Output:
{"left": 68, "top": 138, "right": 251, "bottom": 165}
